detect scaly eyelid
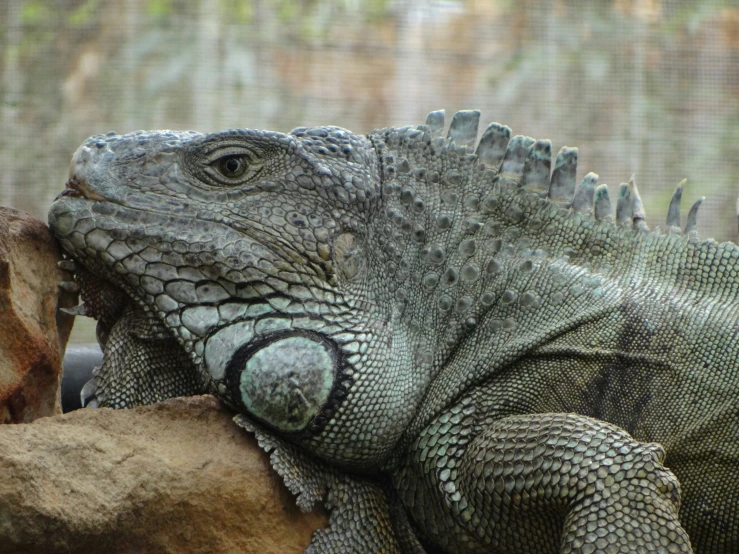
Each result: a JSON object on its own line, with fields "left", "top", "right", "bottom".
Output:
{"left": 203, "top": 146, "right": 259, "bottom": 165}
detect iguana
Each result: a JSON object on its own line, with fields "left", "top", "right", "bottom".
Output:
{"left": 48, "top": 110, "right": 738, "bottom": 553}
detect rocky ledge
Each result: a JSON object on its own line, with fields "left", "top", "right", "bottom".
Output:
{"left": 0, "top": 395, "right": 326, "bottom": 553}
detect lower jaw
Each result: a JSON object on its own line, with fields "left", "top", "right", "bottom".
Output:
{"left": 65, "top": 260, "right": 208, "bottom": 409}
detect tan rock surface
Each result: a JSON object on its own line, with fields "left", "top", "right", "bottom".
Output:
{"left": 0, "top": 395, "right": 326, "bottom": 553}
{"left": 0, "top": 206, "right": 77, "bottom": 423}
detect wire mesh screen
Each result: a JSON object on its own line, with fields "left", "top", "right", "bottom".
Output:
{"left": 2, "top": 0, "right": 739, "bottom": 244}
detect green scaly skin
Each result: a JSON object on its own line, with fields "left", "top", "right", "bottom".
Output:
{"left": 48, "top": 110, "right": 738, "bottom": 553}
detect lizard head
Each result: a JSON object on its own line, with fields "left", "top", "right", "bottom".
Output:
{"left": 48, "top": 124, "right": 429, "bottom": 468}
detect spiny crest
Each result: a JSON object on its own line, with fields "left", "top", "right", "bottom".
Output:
{"left": 421, "top": 109, "right": 711, "bottom": 237}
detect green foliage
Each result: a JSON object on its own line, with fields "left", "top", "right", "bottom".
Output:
{"left": 69, "top": 0, "right": 101, "bottom": 27}
{"left": 147, "top": 0, "right": 173, "bottom": 18}
{"left": 20, "top": 1, "right": 48, "bottom": 24}
{"left": 218, "top": 0, "right": 253, "bottom": 23}
{"left": 265, "top": 0, "right": 393, "bottom": 41}
{"left": 365, "top": 0, "right": 391, "bottom": 22}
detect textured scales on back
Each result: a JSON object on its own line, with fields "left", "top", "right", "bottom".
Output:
{"left": 48, "top": 110, "right": 738, "bottom": 553}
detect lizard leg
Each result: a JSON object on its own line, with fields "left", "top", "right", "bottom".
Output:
{"left": 402, "top": 411, "right": 692, "bottom": 553}
{"left": 84, "top": 305, "right": 207, "bottom": 408}
{"left": 467, "top": 413, "right": 692, "bottom": 553}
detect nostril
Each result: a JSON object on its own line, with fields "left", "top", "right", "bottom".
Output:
{"left": 55, "top": 178, "right": 83, "bottom": 200}
{"left": 57, "top": 175, "right": 107, "bottom": 202}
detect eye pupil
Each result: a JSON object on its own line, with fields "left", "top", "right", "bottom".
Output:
{"left": 210, "top": 153, "right": 251, "bottom": 183}
{"left": 225, "top": 157, "right": 241, "bottom": 173}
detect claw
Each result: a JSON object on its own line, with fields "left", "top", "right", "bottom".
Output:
{"left": 57, "top": 259, "right": 76, "bottom": 271}
{"left": 59, "top": 281, "right": 80, "bottom": 293}
{"left": 80, "top": 378, "right": 99, "bottom": 408}
{"left": 60, "top": 303, "right": 89, "bottom": 317}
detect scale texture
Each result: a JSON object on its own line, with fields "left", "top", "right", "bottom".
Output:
{"left": 48, "top": 110, "right": 739, "bottom": 553}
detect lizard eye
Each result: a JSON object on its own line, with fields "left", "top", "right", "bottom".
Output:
{"left": 198, "top": 143, "right": 265, "bottom": 186}
{"left": 225, "top": 331, "right": 338, "bottom": 433}
{"left": 215, "top": 155, "right": 249, "bottom": 179}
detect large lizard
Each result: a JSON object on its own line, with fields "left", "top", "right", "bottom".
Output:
{"left": 48, "top": 110, "right": 738, "bottom": 553}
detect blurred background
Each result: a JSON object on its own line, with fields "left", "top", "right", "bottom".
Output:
{"left": 2, "top": 0, "right": 739, "bottom": 342}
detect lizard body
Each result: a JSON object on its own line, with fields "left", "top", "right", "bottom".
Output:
{"left": 48, "top": 110, "right": 738, "bottom": 553}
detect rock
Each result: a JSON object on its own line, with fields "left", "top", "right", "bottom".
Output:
{"left": 0, "top": 206, "right": 77, "bottom": 423}
{"left": 0, "top": 395, "right": 326, "bottom": 553}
